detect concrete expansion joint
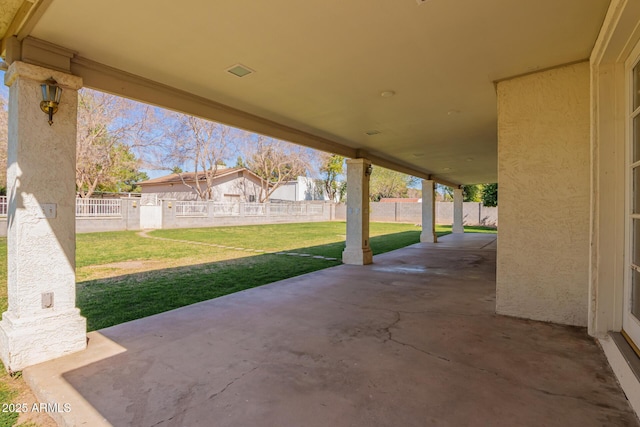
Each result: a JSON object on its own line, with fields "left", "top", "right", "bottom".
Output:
{"left": 136, "top": 231, "right": 341, "bottom": 262}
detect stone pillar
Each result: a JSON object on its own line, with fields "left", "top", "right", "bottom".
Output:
{"left": 420, "top": 180, "right": 437, "bottom": 243}
{"left": 342, "top": 158, "right": 373, "bottom": 265}
{"left": 0, "top": 62, "right": 86, "bottom": 371}
{"left": 452, "top": 187, "right": 464, "bottom": 234}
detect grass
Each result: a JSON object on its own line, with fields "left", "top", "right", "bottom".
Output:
{"left": 0, "top": 374, "right": 19, "bottom": 427}
{"left": 0, "top": 222, "right": 497, "bottom": 319}
{"left": 0, "top": 221, "right": 496, "bottom": 427}
{"left": 77, "top": 222, "right": 447, "bottom": 330}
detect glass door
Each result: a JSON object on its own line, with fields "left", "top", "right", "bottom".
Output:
{"left": 623, "top": 40, "right": 640, "bottom": 348}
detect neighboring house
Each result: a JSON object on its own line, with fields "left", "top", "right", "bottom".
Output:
{"left": 270, "top": 176, "right": 338, "bottom": 202}
{"left": 137, "top": 167, "right": 265, "bottom": 202}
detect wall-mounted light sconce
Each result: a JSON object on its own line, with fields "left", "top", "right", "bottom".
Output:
{"left": 132, "top": 201, "right": 137, "bottom": 208}
{"left": 168, "top": 201, "right": 172, "bottom": 209}
{"left": 40, "top": 78, "right": 62, "bottom": 126}
{"left": 365, "top": 164, "right": 373, "bottom": 177}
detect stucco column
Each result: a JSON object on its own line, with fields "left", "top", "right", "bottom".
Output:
{"left": 452, "top": 187, "right": 464, "bottom": 233}
{"left": 342, "top": 158, "right": 373, "bottom": 265}
{"left": 420, "top": 180, "right": 437, "bottom": 243}
{"left": 0, "top": 62, "right": 86, "bottom": 371}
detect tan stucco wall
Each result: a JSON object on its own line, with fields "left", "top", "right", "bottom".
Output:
{"left": 496, "top": 62, "right": 590, "bottom": 326}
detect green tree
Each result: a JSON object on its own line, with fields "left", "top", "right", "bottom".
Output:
{"left": 463, "top": 184, "right": 483, "bottom": 202}
{"left": 437, "top": 183, "right": 453, "bottom": 201}
{"left": 369, "top": 167, "right": 417, "bottom": 202}
{"left": 235, "top": 156, "right": 246, "bottom": 168}
{"left": 338, "top": 181, "right": 347, "bottom": 203}
{"left": 482, "top": 183, "right": 498, "bottom": 207}
{"left": 95, "top": 144, "right": 149, "bottom": 193}
{"left": 319, "top": 153, "right": 344, "bottom": 201}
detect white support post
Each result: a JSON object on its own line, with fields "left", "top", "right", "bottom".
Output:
{"left": 342, "top": 158, "right": 373, "bottom": 265}
{"left": 0, "top": 62, "right": 86, "bottom": 371}
{"left": 453, "top": 187, "right": 464, "bottom": 234}
{"left": 420, "top": 180, "right": 437, "bottom": 243}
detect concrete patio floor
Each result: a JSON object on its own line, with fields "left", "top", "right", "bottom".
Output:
{"left": 24, "top": 233, "right": 639, "bottom": 426}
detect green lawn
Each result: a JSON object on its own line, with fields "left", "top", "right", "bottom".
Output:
{"left": 0, "top": 223, "right": 498, "bottom": 323}
{"left": 77, "top": 222, "right": 446, "bottom": 330}
{"left": 0, "top": 222, "right": 496, "bottom": 327}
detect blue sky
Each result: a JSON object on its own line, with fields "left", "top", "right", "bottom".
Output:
{"left": 0, "top": 71, "right": 7, "bottom": 101}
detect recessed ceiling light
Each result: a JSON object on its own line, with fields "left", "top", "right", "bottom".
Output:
{"left": 416, "top": 0, "right": 431, "bottom": 4}
{"left": 226, "top": 64, "right": 255, "bottom": 78}
{"left": 443, "top": 167, "right": 451, "bottom": 171}
{"left": 447, "top": 109, "right": 461, "bottom": 115}
{"left": 365, "top": 130, "right": 381, "bottom": 136}
{"left": 412, "top": 153, "right": 425, "bottom": 158}
{"left": 466, "top": 157, "right": 474, "bottom": 162}
{"left": 380, "top": 91, "right": 396, "bottom": 97}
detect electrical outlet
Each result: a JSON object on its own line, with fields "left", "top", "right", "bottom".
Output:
{"left": 38, "top": 203, "right": 57, "bottom": 219}
{"left": 42, "top": 292, "right": 54, "bottom": 309}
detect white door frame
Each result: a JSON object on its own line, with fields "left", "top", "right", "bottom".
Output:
{"left": 623, "top": 38, "right": 640, "bottom": 346}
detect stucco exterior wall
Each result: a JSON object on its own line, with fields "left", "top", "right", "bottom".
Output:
{"left": 496, "top": 62, "right": 590, "bottom": 326}
{"left": 270, "top": 181, "right": 298, "bottom": 201}
{"left": 270, "top": 177, "right": 328, "bottom": 202}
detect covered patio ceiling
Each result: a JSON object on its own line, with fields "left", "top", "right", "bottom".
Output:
{"left": 0, "top": 0, "right": 610, "bottom": 185}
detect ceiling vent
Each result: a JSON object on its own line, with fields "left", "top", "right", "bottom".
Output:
{"left": 226, "top": 64, "right": 255, "bottom": 78}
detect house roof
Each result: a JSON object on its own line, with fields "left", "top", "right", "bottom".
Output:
{"left": 138, "top": 167, "right": 264, "bottom": 186}
{"left": 1, "top": 0, "right": 610, "bottom": 185}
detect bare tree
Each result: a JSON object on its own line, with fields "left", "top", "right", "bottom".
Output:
{"left": 245, "top": 136, "right": 310, "bottom": 202}
{"left": 76, "top": 89, "right": 150, "bottom": 198}
{"left": 156, "top": 112, "right": 234, "bottom": 200}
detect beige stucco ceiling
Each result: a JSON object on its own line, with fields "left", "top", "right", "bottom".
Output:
{"left": 3, "top": 0, "right": 610, "bottom": 184}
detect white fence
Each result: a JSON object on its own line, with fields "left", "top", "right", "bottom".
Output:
{"left": 0, "top": 197, "right": 124, "bottom": 218}
{"left": 0, "top": 197, "right": 331, "bottom": 233}
{"left": 175, "top": 201, "right": 208, "bottom": 217}
{"left": 244, "top": 203, "right": 265, "bottom": 216}
{"left": 196, "top": 202, "right": 325, "bottom": 217}
{"left": 212, "top": 203, "right": 240, "bottom": 216}
{"left": 269, "top": 203, "right": 322, "bottom": 216}
{"left": 76, "top": 198, "right": 122, "bottom": 217}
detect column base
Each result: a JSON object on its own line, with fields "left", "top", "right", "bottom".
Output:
{"left": 342, "top": 247, "right": 373, "bottom": 265}
{"left": 452, "top": 225, "right": 464, "bottom": 234}
{"left": 0, "top": 309, "right": 86, "bottom": 372}
{"left": 420, "top": 232, "right": 438, "bottom": 243}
